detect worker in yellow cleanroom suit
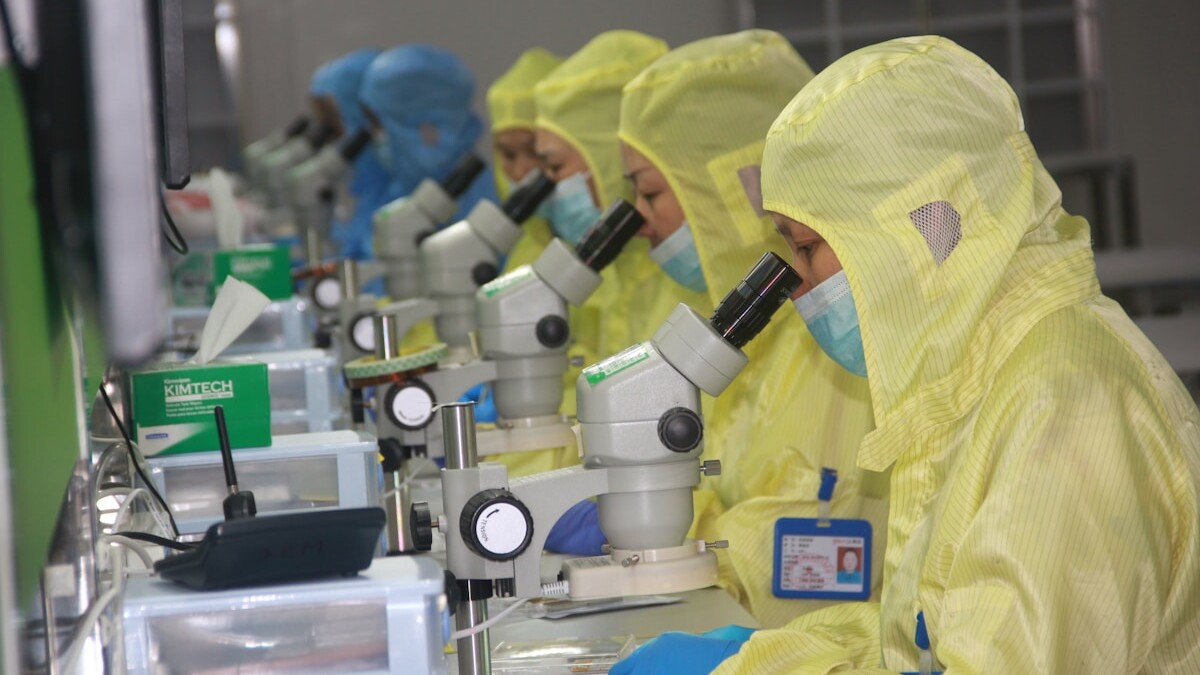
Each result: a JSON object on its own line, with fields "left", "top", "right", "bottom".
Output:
{"left": 534, "top": 30, "right": 709, "bottom": 359}
{"left": 481, "top": 48, "right": 579, "bottom": 481}
{"left": 617, "top": 36, "right": 1200, "bottom": 675}
{"left": 616, "top": 28, "right": 883, "bottom": 630}
{"left": 487, "top": 48, "right": 561, "bottom": 272}
{"left": 529, "top": 30, "right": 708, "bottom": 555}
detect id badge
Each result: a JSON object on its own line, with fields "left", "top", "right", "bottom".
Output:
{"left": 772, "top": 517, "right": 872, "bottom": 601}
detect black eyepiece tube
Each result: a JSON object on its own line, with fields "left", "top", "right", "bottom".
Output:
{"left": 338, "top": 128, "right": 373, "bottom": 161}
{"left": 575, "top": 200, "right": 644, "bottom": 272}
{"left": 284, "top": 115, "right": 311, "bottom": 139}
{"left": 501, "top": 171, "right": 556, "bottom": 223}
{"left": 439, "top": 154, "right": 486, "bottom": 198}
{"left": 307, "top": 121, "right": 337, "bottom": 149}
{"left": 710, "top": 252, "right": 801, "bottom": 349}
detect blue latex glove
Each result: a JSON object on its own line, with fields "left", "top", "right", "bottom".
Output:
{"left": 611, "top": 626, "right": 756, "bottom": 675}
{"left": 543, "top": 500, "right": 606, "bottom": 556}
{"left": 459, "top": 384, "right": 497, "bottom": 423}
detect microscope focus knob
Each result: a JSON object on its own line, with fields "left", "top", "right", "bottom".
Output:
{"left": 535, "top": 315, "right": 570, "bottom": 348}
{"left": 348, "top": 312, "right": 377, "bottom": 353}
{"left": 311, "top": 275, "right": 342, "bottom": 311}
{"left": 460, "top": 489, "right": 534, "bottom": 561}
{"left": 472, "top": 261, "right": 499, "bottom": 286}
{"left": 410, "top": 501, "right": 433, "bottom": 551}
{"left": 383, "top": 379, "right": 437, "bottom": 431}
{"left": 658, "top": 407, "right": 704, "bottom": 453}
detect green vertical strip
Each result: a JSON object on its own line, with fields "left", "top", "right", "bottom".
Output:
{"left": 0, "top": 67, "right": 89, "bottom": 611}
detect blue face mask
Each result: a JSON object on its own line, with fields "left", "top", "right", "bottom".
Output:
{"left": 649, "top": 222, "right": 707, "bottom": 293}
{"left": 793, "top": 270, "right": 867, "bottom": 377}
{"left": 543, "top": 172, "right": 600, "bottom": 245}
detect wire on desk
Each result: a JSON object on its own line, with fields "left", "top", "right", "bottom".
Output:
{"left": 112, "top": 531, "right": 196, "bottom": 551}
{"left": 105, "top": 536, "right": 155, "bottom": 569}
{"left": 59, "top": 544, "right": 126, "bottom": 674}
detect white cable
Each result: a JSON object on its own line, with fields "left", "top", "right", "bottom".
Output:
{"left": 59, "top": 545, "right": 125, "bottom": 674}
{"left": 104, "top": 536, "right": 155, "bottom": 569}
{"left": 448, "top": 598, "right": 531, "bottom": 642}
{"left": 111, "top": 487, "right": 152, "bottom": 531}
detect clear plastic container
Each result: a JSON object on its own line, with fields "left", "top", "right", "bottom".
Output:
{"left": 166, "top": 296, "right": 314, "bottom": 354}
{"left": 123, "top": 556, "right": 449, "bottom": 674}
{"left": 255, "top": 348, "right": 343, "bottom": 433}
{"left": 148, "top": 430, "right": 380, "bottom": 535}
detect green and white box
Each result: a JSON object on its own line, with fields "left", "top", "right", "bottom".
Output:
{"left": 211, "top": 245, "right": 293, "bottom": 301}
{"left": 131, "top": 361, "right": 272, "bottom": 456}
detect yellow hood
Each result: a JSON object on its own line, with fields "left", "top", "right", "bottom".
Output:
{"left": 488, "top": 48, "right": 562, "bottom": 135}
{"left": 534, "top": 30, "right": 666, "bottom": 208}
{"left": 762, "top": 36, "right": 1096, "bottom": 468}
{"left": 619, "top": 29, "right": 812, "bottom": 309}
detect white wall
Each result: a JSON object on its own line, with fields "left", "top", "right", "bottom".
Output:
{"left": 1105, "top": 0, "right": 1200, "bottom": 249}
{"left": 231, "top": 0, "right": 737, "bottom": 142}
{"left": 230, "top": 0, "right": 1199, "bottom": 249}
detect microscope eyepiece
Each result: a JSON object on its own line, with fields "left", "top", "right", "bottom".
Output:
{"left": 307, "top": 121, "right": 337, "bottom": 149}
{"left": 284, "top": 115, "right": 311, "bottom": 139}
{"left": 574, "top": 200, "right": 644, "bottom": 272}
{"left": 440, "top": 154, "right": 487, "bottom": 198}
{"left": 338, "top": 128, "right": 373, "bottom": 161}
{"left": 709, "top": 252, "right": 801, "bottom": 349}
{"left": 501, "top": 170, "right": 555, "bottom": 223}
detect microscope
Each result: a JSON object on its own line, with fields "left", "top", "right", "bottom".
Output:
{"left": 426, "top": 252, "right": 800, "bottom": 673}
{"left": 260, "top": 120, "right": 336, "bottom": 210}
{"left": 376, "top": 170, "right": 556, "bottom": 362}
{"left": 286, "top": 127, "right": 373, "bottom": 267}
{"left": 343, "top": 202, "right": 645, "bottom": 556}
{"left": 372, "top": 154, "right": 487, "bottom": 301}
{"left": 242, "top": 114, "right": 310, "bottom": 192}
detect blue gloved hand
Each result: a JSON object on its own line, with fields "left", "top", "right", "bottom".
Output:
{"left": 611, "top": 626, "right": 756, "bottom": 675}
{"left": 543, "top": 500, "right": 607, "bottom": 556}
{"left": 459, "top": 384, "right": 497, "bottom": 423}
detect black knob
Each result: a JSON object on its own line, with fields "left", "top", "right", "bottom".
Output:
{"left": 535, "top": 315, "right": 570, "bottom": 348}
{"left": 410, "top": 501, "right": 433, "bottom": 551}
{"left": 443, "top": 570, "right": 460, "bottom": 615}
{"left": 459, "top": 489, "right": 534, "bottom": 561}
{"left": 350, "top": 387, "right": 365, "bottom": 424}
{"left": 222, "top": 491, "right": 257, "bottom": 521}
{"left": 378, "top": 437, "right": 407, "bottom": 472}
{"left": 472, "top": 261, "right": 499, "bottom": 286}
{"left": 658, "top": 407, "right": 704, "bottom": 453}
{"left": 314, "top": 325, "right": 333, "bottom": 349}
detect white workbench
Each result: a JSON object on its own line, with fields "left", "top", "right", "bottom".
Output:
{"left": 437, "top": 552, "right": 757, "bottom": 674}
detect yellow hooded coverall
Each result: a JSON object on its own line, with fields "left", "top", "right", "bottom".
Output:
{"left": 717, "top": 36, "right": 1200, "bottom": 674}
{"left": 535, "top": 30, "right": 708, "bottom": 360}
{"left": 617, "top": 29, "right": 884, "bottom": 629}
{"left": 483, "top": 48, "right": 578, "bottom": 477}
{"left": 487, "top": 47, "right": 560, "bottom": 272}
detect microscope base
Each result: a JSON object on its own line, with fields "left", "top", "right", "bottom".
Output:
{"left": 477, "top": 415, "right": 576, "bottom": 458}
{"left": 561, "top": 539, "right": 719, "bottom": 600}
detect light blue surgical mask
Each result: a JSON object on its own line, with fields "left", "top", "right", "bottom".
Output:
{"left": 793, "top": 270, "right": 867, "bottom": 377}
{"left": 543, "top": 172, "right": 600, "bottom": 245}
{"left": 649, "top": 222, "right": 707, "bottom": 293}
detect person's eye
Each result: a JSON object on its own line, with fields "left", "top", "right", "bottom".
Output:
{"left": 641, "top": 191, "right": 660, "bottom": 204}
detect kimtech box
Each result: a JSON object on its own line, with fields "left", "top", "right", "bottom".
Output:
{"left": 211, "top": 245, "right": 293, "bottom": 301}
{"left": 131, "top": 361, "right": 272, "bottom": 457}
